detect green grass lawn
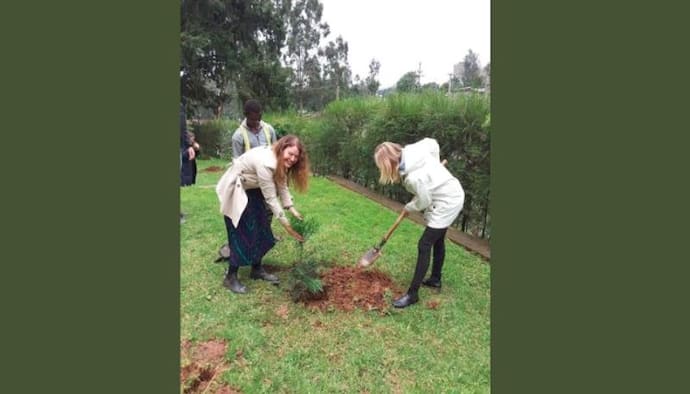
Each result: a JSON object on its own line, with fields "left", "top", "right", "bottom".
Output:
{"left": 181, "top": 158, "right": 490, "bottom": 393}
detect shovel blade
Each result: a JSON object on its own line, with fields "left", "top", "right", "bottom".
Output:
{"left": 357, "top": 247, "right": 381, "bottom": 268}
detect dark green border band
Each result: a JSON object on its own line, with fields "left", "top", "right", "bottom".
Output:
{"left": 4, "top": 0, "right": 688, "bottom": 392}
{"left": 493, "top": 1, "right": 689, "bottom": 393}
{"left": 4, "top": 2, "right": 180, "bottom": 393}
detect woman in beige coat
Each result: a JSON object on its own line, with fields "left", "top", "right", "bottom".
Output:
{"left": 216, "top": 135, "right": 308, "bottom": 294}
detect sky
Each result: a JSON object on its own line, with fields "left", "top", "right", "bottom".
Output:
{"left": 318, "top": 0, "right": 490, "bottom": 89}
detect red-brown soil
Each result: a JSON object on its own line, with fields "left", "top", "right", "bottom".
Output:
{"left": 180, "top": 339, "right": 242, "bottom": 394}
{"left": 202, "top": 165, "right": 224, "bottom": 172}
{"left": 301, "top": 266, "right": 404, "bottom": 313}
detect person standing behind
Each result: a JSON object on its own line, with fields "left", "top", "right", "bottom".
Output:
{"left": 231, "top": 99, "right": 281, "bottom": 237}
{"left": 181, "top": 131, "right": 200, "bottom": 186}
{"left": 216, "top": 135, "right": 308, "bottom": 294}
{"left": 231, "top": 99, "right": 278, "bottom": 159}
{"left": 180, "top": 103, "right": 196, "bottom": 162}
{"left": 180, "top": 101, "right": 195, "bottom": 223}
{"left": 373, "top": 138, "right": 464, "bottom": 308}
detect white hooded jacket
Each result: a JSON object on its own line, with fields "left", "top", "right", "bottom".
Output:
{"left": 399, "top": 138, "right": 464, "bottom": 228}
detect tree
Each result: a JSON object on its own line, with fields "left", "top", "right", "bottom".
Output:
{"left": 283, "top": 0, "right": 330, "bottom": 111}
{"left": 421, "top": 82, "right": 440, "bottom": 91}
{"left": 236, "top": 58, "right": 292, "bottom": 112}
{"left": 364, "top": 58, "right": 381, "bottom": 95}
{"left": 180, "top": 0, "right": 287, "bottom": 117}
{"left": 483, "top": 62, "right": 491, "bottom": 90}
{"left": 285, "top": 216, "right": 323, "bottom": 302}
{"left": 320, "top": 35, "right": 351, "bottom": 101}
{"left": 351, "top": 74, "right": 364, "bottom": 96}
{"left": 301, "top": 55, "right": 326, "bottom": 111}
{"left": 462, "top": 49, "right": 483, "bottom": 89}
{"left": 396, "top": 71, "right": 420, "bottom": 92}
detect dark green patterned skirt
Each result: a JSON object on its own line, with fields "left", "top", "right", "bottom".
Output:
{"left": 223, "top": 188, "right": 276, "bottom": 267}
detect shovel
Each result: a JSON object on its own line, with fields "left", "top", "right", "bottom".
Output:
{"left": 357, "top": 209, "right": 408, "bottom": 268}
{"left": 356, "top": 159, "right": 447, "bottom": 268}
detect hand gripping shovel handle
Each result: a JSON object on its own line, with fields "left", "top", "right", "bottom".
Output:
{"left": 377, "top": 160, "right": 444, "bottom": 244}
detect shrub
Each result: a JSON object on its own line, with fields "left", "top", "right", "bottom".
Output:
{"left": 285, "top": 215, "right": 323, "bottom": 302}
{"left": 307, "top": 91, "right": 491, "bottom": 238}
{"left": 189, "top": 118, "right": 236, "bottom": 159}
{"left": 287, "top": 258, "right": 323, "bottom": 302}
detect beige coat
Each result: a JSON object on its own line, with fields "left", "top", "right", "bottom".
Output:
{"left": 216, "top": 146, "right": 293, "bottom": 227}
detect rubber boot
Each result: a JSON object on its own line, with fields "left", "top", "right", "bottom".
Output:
{"left": 392, "top": 291, "right": 419, "bottom": 308}
{"left": 250, "top": 264, "right": 279, "bottom": 284}
{"left": 422, "top": 277, "right": 442, "bottom": 289}
{"left": 223, "top": 271, "right": 247, "bottom": 294}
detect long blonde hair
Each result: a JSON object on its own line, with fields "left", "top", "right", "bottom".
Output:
{"left": 374, "top": 142, "right": 403, "bottom": 184}
{"left": 273, "top": 135, "right": 310, "bottom": 193}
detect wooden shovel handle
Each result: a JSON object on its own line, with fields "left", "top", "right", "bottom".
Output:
{"left": 380, "top": 209, "right": 408, "bottom": 246}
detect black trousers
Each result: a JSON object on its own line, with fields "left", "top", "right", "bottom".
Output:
{"left": 409, "top": 226, "right": 448, "bottom": 293}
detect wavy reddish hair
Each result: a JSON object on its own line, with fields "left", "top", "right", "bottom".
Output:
{"left": 273, "top": 135, "right": 310, "bottom": 193}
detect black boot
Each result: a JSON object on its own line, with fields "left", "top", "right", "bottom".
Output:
{"left": 223, "top": 271, "right": 247, "bottom": 294}
{"left": 250, "top": 265, "right": 279, "bottom": 284}
{"left": 392, "top": 292, "right": 419, "bottom": 308}
{"left": 426, "top": 231, "right": 446, "bottom": 289}
{"left": 422, "top": 277, "right": 442, "bottom": 289}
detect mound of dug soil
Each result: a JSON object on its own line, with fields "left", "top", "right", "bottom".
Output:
{"left": 302, "top": 266, "right": 403, "bottom": 312}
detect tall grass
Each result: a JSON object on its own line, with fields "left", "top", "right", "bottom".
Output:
{"left": 310, "top": 92, "right": 491, "bottom": 237}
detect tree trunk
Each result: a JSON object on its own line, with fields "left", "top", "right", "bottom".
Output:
{"left": 299, "top": 87, "right": 304, "bottom": 112}
{"left": 461, "top": 195, "right": 471, "bottom": 232}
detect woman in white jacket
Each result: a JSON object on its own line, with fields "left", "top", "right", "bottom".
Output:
{"left": 216, "top": 135, "right": 308, "bottom": 294}
{"left": 374, "top": 138, "right": 464, "bottom": 308}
